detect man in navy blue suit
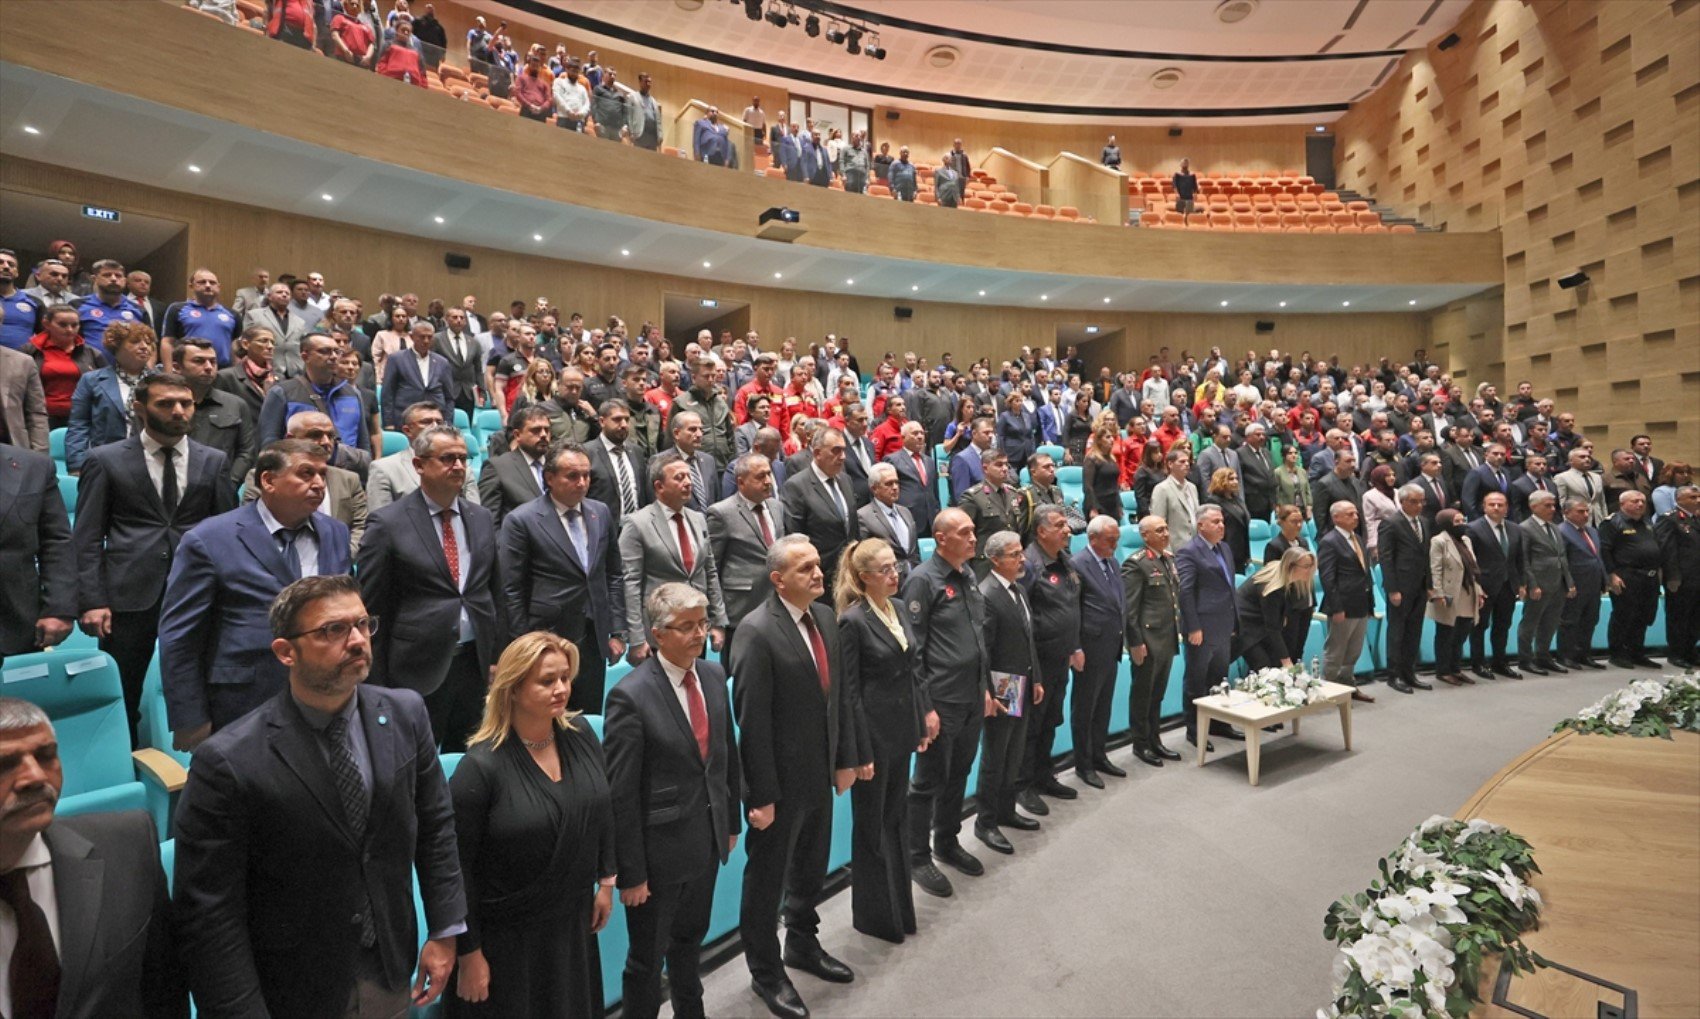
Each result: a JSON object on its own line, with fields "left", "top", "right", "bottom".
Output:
{"left": 499, "top": 441, "right": 627, "bottom": 714}
{"left": 380, "top": 319, "right": 455, "bottom": 429}
{"left": 1069, "top": 514, "right": 1127, "bottom": 786}
{"left": 1461, "top": 443, "right": 1514, "bottom": 520}
{"left": 159, "top": 438, "right": 352, "bottom": 750}
{"left": 948, "top": 416, "right": 993, "bottom": 503}
{"left": 885, "top": 420, "right": 939, "bottom": 537}
{"left": 1558, "top": 496, "right": 1608, "bottom": 669}
{"left": 1175, "top": 504, "right": 1244, "bottom": 748}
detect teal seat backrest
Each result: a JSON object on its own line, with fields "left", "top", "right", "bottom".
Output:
{"left": 0, "top": 651, "right": 134, "bottom": 797}
{"left": 382, "top": 430, "right": 409, "bottom": 456}
{"left": 475, "top": 409, "right": 504, "bottom": 435}
{"left": 49, "top": 427, "right": 67, "bottom": 462}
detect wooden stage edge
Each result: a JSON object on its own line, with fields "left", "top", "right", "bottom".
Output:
{"left": 1455, "top": 729, "right": 1700, "bottom": 1018}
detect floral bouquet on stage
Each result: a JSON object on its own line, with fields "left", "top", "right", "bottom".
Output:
{"left": 1555, "top": 672, "right": 1700, "bottom": 739}
{"left": 1320, "top": 816, "right": 1545, "bottom": 1019}
{"left": 1211, "top": 664, "right": 1327, "bottom": 709}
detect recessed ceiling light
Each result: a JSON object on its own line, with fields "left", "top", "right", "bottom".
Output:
{"left": 702, "top": 260, "right": 712, "bottom": 268}
{"left": 321, "top": 193, "right": 334, "bottom": 201}
{"left": 773, "top": 271, "right": 783, "bottom": 279}
{"left": 622, "top": 249, "right": 631, "bottom": 257}
{"left": 187, "top": 164, "right": 203, "bottom": 174}
{"left": 1408, "top": 299, "right": 1418, "bottom": 305}
{"left": 1102, "top": 297, "right": 1112, "bottom": 304}
{"left": 1040, "top": 294, "right": 1048, "bottom": 301}
{"left": 978, "top": 290, "right": 986, "bottom": 297}
{"left": 533, "top": 233, "right": 544, "bottom": 241}
{"left": 22, "top": 125, "right": 40, "bottom": 135}
{"left": 1341, "top": 300, "right": 1351, "bottom": 307}
{"left": 1278, "top": 300, "right": 1287, "bottom": 307}
{"left": 911, "top": 285, "right": 919, "bottom": 291}
{"left": 846, "top": 278, "right": 855, "bottom": 285}
{"left": 433, "top": 215, "right": 445, "bottom": 224}
{"left": 1220, "top": 300, "right": 1230, "bottom": 307}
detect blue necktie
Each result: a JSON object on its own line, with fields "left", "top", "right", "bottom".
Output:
{"left": 1214, "top": 543, "right": 1234, "bottom": 586}
{"left": 276, "top": 526, "right": 304, "bottom": 581}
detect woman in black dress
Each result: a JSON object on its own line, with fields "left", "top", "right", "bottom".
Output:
{"left": 836, "top": 539, "right": 934, "bottom": 943}
{"left": 1062, "top": 390, "right": 1095, "bottom": 464}
{"left": 1262, "top": 503, "right": 1311, "bottom": 564}
{"left": 1202, "top": 467, "right": 1252, "bottom": 568}
{"left": 1131, "top": 440, "right": 1168, "bottom": 519}
{"left": 450, "top": 632, "right": 617, "bottom": 1017}
{"left": 1235, "top": 546, "right": 1318, "bottom": 670}
{"left": 1082, "top": 422, "right": 1123, "bottom": 521}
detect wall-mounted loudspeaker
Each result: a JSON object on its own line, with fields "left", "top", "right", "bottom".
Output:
{"left": 1168, "top": 127, "right": 1183, "bottom": 138}
{"left": 444, "top": 252, "right": 472, "bottom": 271}
{"left": 894, "top": 306, "right": 913, "bottom": 320}
{"left": 1556, "top": 270, "right": 1590, "bottom": 290}
{"left": 1255, "top": 320, "right": 1275, "bottom": 333}
{"left": 1437, "top": 32, "right": 1460, "bottom": 50}
{"left": 885, "top": 110, "right": 900, "bottom": 121}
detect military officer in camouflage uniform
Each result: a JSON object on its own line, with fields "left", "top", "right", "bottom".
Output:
{"left": 1121, "top": 514, "right": 1183, "bottom": 767}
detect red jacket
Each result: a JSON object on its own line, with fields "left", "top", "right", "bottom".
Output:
{"left": 266, "top": 0, "right": 315, "bottom": 42}
{"left": 871, "top": 416, "right": 907, "bottom": 460}
{"left": 375, "top": 42, "right": 427, "bottom": 87}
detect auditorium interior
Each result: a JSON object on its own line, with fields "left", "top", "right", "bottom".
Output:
{"left": 0, "top": 0, "right": 1696, "bottom": 1016}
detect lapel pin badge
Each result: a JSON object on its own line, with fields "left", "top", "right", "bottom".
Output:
{"left": 378, "top": 715, "right": 388, "bottom": 726}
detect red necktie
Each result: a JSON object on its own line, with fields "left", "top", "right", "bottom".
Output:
{"left": 682, "top": 669, "right": 709, "bottom": 760}
{"left": 1582, "top": 529, "right": 1598, "bottom": 556}
{"left": 801, "top": 611, "right": 830, "bottom": 694}
{"left": 913, "top": 453, "right": 927, "bottom": 484}
{"left": 440, "top": 507, "right": 460, "bottom": 586}
{"left": 753, "top": 502, "right": 774, "bottom": 546}
{"left": 673, "top": 512, "right": 695, "bottom": 574}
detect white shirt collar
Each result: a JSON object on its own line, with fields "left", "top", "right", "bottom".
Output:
{"left": 995, "top": 572, "right": 1020, "bottom": 594}
{"left": 254, "top": 497, "right": 309, "bottom": 535}
{"left": 780, "top": 597, "right": 812, "bottom": 626}
{"left": 810, "top": 461, "right": 837, "bottom": 487}
{"left": 140, "top": 430, "right": 185, "bottom": 457}
{"left": 657, "top": 654, "right": 695, "bottom": 687}
{"left": 550, "top": 496, "right": 582, "bottom": 518}
{"left": 6, "top": 832, "right": 49, "bottom": 872}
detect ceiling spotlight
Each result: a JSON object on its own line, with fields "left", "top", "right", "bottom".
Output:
{"left": 1314, "top": 125, "right": 1327, "bottom": 133}
{"left": 433, "top": 215, "right": 445, "bottom": 224}
{"left": 1341, "top": 300, "right": 1351, "bottom": 307}
{"left": 804, "top": 13, "right": 819, "bottom": 36}
{"left": 621, "top": 249, "right": 631, "bottom": 257}
{"left": 533, "top": 233, "right": 544, "bottom": 241}
{"left": 978, "top": 290, "right": 987, "bottom": 297}
{"left": 1102, "top": 297, "right": 1112, "bottom": 304}
{"left": 1040, "top": 294, "right": 1048, "bottom": 301}
{"left": 702, "top": 260, "right": 712, "bottom": 268}
{"left": 865, "top": 35, "right": 885, "bottom": 59}
{"left": 825, "top": 22, "right": 846, "bottom": 44}
{"left": 321, "top": 193, "right": 334, "bottom": 201}
{"left": 1408, "top": 299, "right": 1418, "bottom": 305}
{"left": 1278, "top": 300, "right": 1287, "bottom": 307}
{"left": 187, "top": 164, "right": 203, "bottom": 173}
{"left": 911, "top": 285, "right": 920, "bottom": 291}
{"left": 743, "top": 0, "right": 762, "bottom": 21}
{"left": 846, "top": 26, "right": 863, "bottom": 55}
{"left": 1220, "top": 300, "right": 1229, "bottom": 307}
{"left": 774, "top": 271, "right": 783, "bottom": 278}
{"left": 21, "top": 125, "right": 40, "bottom": 135}
{"left": 846, "top": 278, "right": 855, "bottom": 285}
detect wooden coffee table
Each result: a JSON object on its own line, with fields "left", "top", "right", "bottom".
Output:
{"left": 1191, "top": 680, "right": 1356, "bottom": 786}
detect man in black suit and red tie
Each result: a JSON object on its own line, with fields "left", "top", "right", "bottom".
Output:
{"left": 733, "top": 535, "right": 865, "bottom": 1019}
{"left": 605, "top": 582, "right": 741, "bottom": 1019}
{"left": 884, "top": 419, "right": 939, "bottom": 536}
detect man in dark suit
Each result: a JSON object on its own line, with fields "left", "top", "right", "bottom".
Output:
{"left": 838, "top": 401, "right": 879, "bottom": 509}
{"left": 587, "top": 398, "right": 649, "bottom": 529}
{"left": 173, "top": 574, "right": 465, "bottom": 1017}
{"left": 1558, "top": 496, "right": 1609, "bottom": 669}
{"left": 1656, "top": 485, "right": 1700, "bottom": 669}
{"left": 500, "top": 441, "right": 626, "bottom": 713}
{"left": 948, "top": 418, "right": 993, "bottom": 502}
{"left": 1237, "top": 423, "right": 1278, "bottom": 521}
{"left": 159, "top": 439, "right": 352, "bottom": 751}
{"left": 1121, "top": 515, "right": 1182, "bottom": 765}
{"left": 0, "top": 443, "right": 75, "bottom": 661}
{"left": 434, "top": 306, "right": 482, "bottom": 417}
{"left": 1313, "top": 451, "right": 1367, "bottom": 536}
{"left": 1412, "top": 452, "right": 1450, "bottom": 524}
{"left": 477, "top": 406, "right": 553, "bottom": 525}
{"left": 1461, "top": 444, "right": 1513, "bottom": 520}
{"left": 606, "top": 583, "right": 741, "bottom": 1019}
{"left": 0, "top": 697, "right": 185, "bottom": 1018}
{"left": 73, "top": 372, "right": 235, "bottom": 744}
{"left": 1071, "top": 514, "right": 1129, "bottom": 781}
{"left": 1176, "top": 506, "right": 1247, "bottom": 746}
{"left": 858, "top": 462, "right": 921, "bottom": 582}
{"left": 782, "top": 425, "right": 859, "bottom": 595}
{"left": 175, "top": 336, "right": 256, "bottom": 486}
{"left": 733, "top": 536, "right": 863, "bottom": 1019}
{"left": 974, "top": 531, "right": 1042, "bottom": 855}
{"left": 1466, "top": 491, "right": 1526, "bottom": 680}
{"left": 379, "top": 320, "right": 455, "bottom": 428}
{"left": 707, "top": 452, "right": 784, "bottom": 665}
{"left": 1507, "top": 453, "right": 1556, "bottom": 523}
{"left": 1317, "top": 500, "right": 1376, "bottom": 700}
{"left": 885, "top": 419, "right": 940, "bottom": 537}
{"left": 1016, "top": 506, "right": 1084, "bottom": 812}
{"left": 1440, "top": 427, "right": 1484, "bottom": 504}
{"left": 668, "top": 409, "right": 723, "bottom": 515}
{"left": 358, "top": 426, "right": 506, "bottom": 751}
{"left": 1518, "top": 490, "right": 1574, "bottom": 675}
{"left": 1378, "top": 484, "right": 1433, "bottom": 694}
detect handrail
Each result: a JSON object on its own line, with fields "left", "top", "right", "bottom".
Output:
{"left": 988, "top": 146, "right": 1046, "bottom": 173}
{"left": 674, "top": 98, "right": 752, "bottom": 133}
{"left": 1048, "top": 150, "right": 1128, "bottom": 180}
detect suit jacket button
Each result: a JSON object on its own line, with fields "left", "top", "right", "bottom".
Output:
{"left": 352, "top": 912, "right": 364, "bottom": 925}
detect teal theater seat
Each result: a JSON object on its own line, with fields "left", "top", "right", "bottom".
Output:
{"left": 1036, "top": 444, "right": 1065, "bottom": 463}
{"left": 49, "top": 427, "right": 67, "bottom": 463}
{"left": 57, "top": 473, "right": 78, "bottom": 524}
{"left": 475, "top": 408, "right": 504, "bottom": 436}
{"left": 382, "top": 430, "right": 409, "bottom": 456}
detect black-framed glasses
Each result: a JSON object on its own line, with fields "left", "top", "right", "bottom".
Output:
{"left": 659, "top": 619, "right": 711, "bottom": 635}
{"left": 286, "top": 615, "right": 379, "bottom": 643}
{"left": 424, "top": 453, "right": 472, "bottom": 465}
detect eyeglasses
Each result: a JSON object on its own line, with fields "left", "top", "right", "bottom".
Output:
{"left": 659, "top": 619, "right": 711, "bottom": 635}
{"left": 287, "top": 615, "right": 379, "bottom": 643}
{"left": 866, "top": 563, "right": 899, "bottom": 576}
{"left": 425, "top": 453, "right": 472, "bottom": 465}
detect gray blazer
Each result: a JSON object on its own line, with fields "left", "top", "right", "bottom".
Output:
{"left": 242, "top": 305, "right": 307, "bottom": 378}
{"left": 706, "top": 493, "right": 784, "bottom": 623}
{"left": 1519, "top": 515, "right": 1574, "bottom": 594}
{"left": 366, "top": 448, "right": 479, "bottom": 510}
{"left": 619, "top": 500, "right": 728, "bottom": 648}
{"left": 856, "top": 498, "right": 921, "bottom": 580}
{"left": 1552, "top": 468, "right": 1608, "bottom": 525}
{"left": 0, "top": 345, "right": 49, "bottom": 454}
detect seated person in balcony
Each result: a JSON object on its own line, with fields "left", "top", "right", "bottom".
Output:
{"left": 328, "top": 0, "right": 376, "bottom": 68}
{"left": 1173, "top": 157, "right": 1200, "bottom": 220}
{"left": 934, "top": 152, "right": 964, "bottom": 207}
{"left": 593, "top": 68, "right": 628, "bottom": 141}
{"left": 694, "top": 105, "right": 733, "bottom": 166}
{"left": 553, "top": 57, "right": 590, "bottom": 131}
{"left": 889, "top": 145, "right": 918, "bottom": 201}
{"left": 375, "top": 14, "right": 427, "bottom": 87}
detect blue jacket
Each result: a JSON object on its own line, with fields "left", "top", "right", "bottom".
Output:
{"left": 65, "top": 367, "right": 131, "bottom": 472}
{"left": 380, "top": 351, "right": 455, "bottom": 429}
{"left": 259, "top": 375, "right": 370, "bottom": 452}
{"left": 776, "top": 132, "right": 802, "bottom": 179}
{"left": 158, "top": 502, "right": 351, "bottom": 731}
{"left": 1070, "top": 546, "right": 1125, "bottom": 653}
{"left": 1174, "top": 535, "right": 1241, "bottom": 635}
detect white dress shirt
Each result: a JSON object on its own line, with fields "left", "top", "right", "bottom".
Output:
{"left": 656, "top": 653, "right": 700, "bottom": 726}
{"left": 256, "top": 497, "right": 321, "bottom": 577}
{"left": 0, "top": 834, "right": 60, "bottom": 1017}
{"left": 414, "top": 350, "right": 433, "bottom": 387}
{"left": 811, "top": 461, "right": 847, "bottom": 519}
{"left": 780, "top": 596, "right": 817, "bottom": 659}
{"left": 140, "top": 429, "right": 189, "bottom": 502}
{"left": 424, "top": 492, "right": 473, "bottom": 642}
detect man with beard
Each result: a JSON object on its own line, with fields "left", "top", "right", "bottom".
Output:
{"left": 73, "top": 371, "right": 235, "bottom": 745}
{"left": 174, "top": 335, "right": 256, "bottom": 484}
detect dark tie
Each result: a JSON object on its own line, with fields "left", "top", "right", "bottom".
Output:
{"left": 1494, "top": 470, "right": 1506, "bottom": 491}
{"left": 688, "top": 457, "right": 704, "bottom": 506}
{"left": 1215, "top": 543, "right": 1235, "bottom": 585}
{"left": 1, "top": 867, "right": 60, "bottom": 1018}
{"left": 752, "top": 502, "right": 774, "bottom": 546}
{"left": 323, "top": 715, "right": 376, "bottom": 947}
{"left": 801, "top": 611, "right": 831, "bottom": 694}
{"left": 276, "top": 525, "right": 305, "bottom": 581}
{"left": 159, "top": 444, "right": 180, "bottom": 517}
{"left": 673, "top": 512, "right": 695, "bottom": 574}
{"left": 611, "top": 446, "right": 637, "bottom": 515}
{"left": 1010, "top": 584, "right": 1029, "bottom": 625}
{"left": 682, "top": 668, "right": 710, "bottom": 760}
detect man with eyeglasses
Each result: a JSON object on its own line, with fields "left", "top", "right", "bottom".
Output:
{"left": 358, "top": 425, "right": 506, "bottom": 751}
{"left": 499, "top": 441, "right": 626, "bottom": 713}
{"left": 160, "top": 438, "right": 353, "bottom": 752}
{"left": 173, "top": 573, "right": 466, "bottom": 1016}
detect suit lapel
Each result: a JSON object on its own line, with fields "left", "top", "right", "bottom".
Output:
{"left": 643, "top": 660, "right": 700, "bottom": 765}
{"left": 0, "top": 455, "right": 24, "bottom": 530}
{"left": 268, "top": 702, "right": 361, "bottom": 847}
{"left": 646, "top": 505, "right": 685, "bottom": 572}
{"left": 44, "top": 824, "right": 102, "bottom": 1005}
{"left": 124, "top": 439, "right": 170, "bottom": 520}
{"left": 406, "top": 492, "right": 457, "bottom": 586}
{"left": 235, "top": 503, "right": 297, "bottom": 585}
{"left": 358, "top": 688, "right": 396, "bottom": 839}
{"left": 541, "top": 500, "right": 585, "bottom": 575}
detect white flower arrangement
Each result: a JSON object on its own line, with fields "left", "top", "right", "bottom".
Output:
{"left": 1556, "top": 672, "right": 1700, "bottom": 739}
{"left": 1212, "top": 665, "right": 1327, "bottom": 709}
{"left": 1321, "top": 816, "right": 1545, "bottom": 1018}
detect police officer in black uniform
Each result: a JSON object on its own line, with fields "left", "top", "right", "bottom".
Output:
{"left": 1656, "top": 485, "right": 1700, "bottom": 668}
{"left": 959, "top": 449, "right": 1022, "bottom": 579}
{"left": 1600, "top": 489, "right": 1663, "bottom": 668}
{"left": 1015, "top": 505, "right": 1083, "bottom": 817}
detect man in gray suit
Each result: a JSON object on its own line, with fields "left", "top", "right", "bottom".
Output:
{"left": 620, "top": 449, "right": 729, "bottom": 665}
{"left": 1196, "top": 424, "right": 1243, "bottom": 499}
{"left": 242, "top": 283, "right": 307, "bottom": 378}
{"left": 368, "top": 401, "right": 479, "bottom": 509}
{"left": 706, "top": 451, "right": 784, "bottom": 665}
{"left": 0, "top": 344, "right": 49, "bottom": 453}
{"left": 1517, "top": 490, "right": 1574, "bottom": 675}
{"left": 857, "top": 461, "right": 921, "bottom": 582}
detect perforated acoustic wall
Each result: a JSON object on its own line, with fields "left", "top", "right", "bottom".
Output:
{"left": 1333, "top": 0, "right": 1700, "bottom": 453}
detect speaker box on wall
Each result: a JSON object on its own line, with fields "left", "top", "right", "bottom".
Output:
{"left": 1168, "top": 127, "right": 1183, "bottom": 137}
{"left": 1255, "top": 320, "right": 1275, "bottom": 333}
{"left": 894, "top": 306, "right": 913, "bottom": 320}
{"left": 885, "top": 110, "right": 901, "bottom": 121}
{"left": 444, "top": 252, "right": 472, "bottom": 271}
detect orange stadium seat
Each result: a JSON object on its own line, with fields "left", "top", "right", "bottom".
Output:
{"left": 1330, "top": 211, "right": 1356, "bottom": 228}
{"left": 1208, "top": 211, "right": 1234, "bottom": 228}
{"left": 964, "top": 198, "right": 987, "bottom": 210}
{"left": 1032, "top": 204, "right": 1055, "bottom": 219}
{"left": 917, "top": 193, "right": 937, "bottom": 205}
{"left": 1362, "top": 224, "right": 1389, "bottom": 233}
{"left": 764, "top": 167, "right": 785, "bottom": 179}
{"left": 1011, "top": 202, "right": 1034, "bottom": 216}
{"left": 868, "top": 184, "right": 891, "bottom": 197}
{"left": 1347, "top": 200, "right": 1371, "bottom": 212}
{"left": 1309, "top": 224, "right": 1336, "bottom": 233}
{"left": 1335, "top": 224, "right": 1362, "bottom": 234}
{"left": 1256, "top": 212, "right": 1281, "bottom": 230}
{"left": 1057, "top": 206, "right": 1080, "bottom": 220}
{"left": 1280, "top": 212, "right": 1306, "bottom": 229}
{"left": 1304, "top": 212, "right": 1331, "bottom": 229}
{"left": 236, "top": 0, "right": 264, "bottom": 18}
{"left": 1390, "top": 224, "right": 1417, "bottom": 234}
{"left": 1355, "top": 210, "right": 1381, "bottom": 227}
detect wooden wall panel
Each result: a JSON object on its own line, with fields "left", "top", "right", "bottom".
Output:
{"left": 1333, "top": 0, "right": 1700, "bottom": 453}
{"left": 1, "top": 159, "right": 1431, "bottom": 374}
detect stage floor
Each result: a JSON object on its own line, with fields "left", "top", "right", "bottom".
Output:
{"left": 1458, "top": 729, "right": 1700, "bottom": 1017}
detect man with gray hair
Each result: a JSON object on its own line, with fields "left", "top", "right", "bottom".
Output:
{"left": 1017, "top": 505, "right": 1085, "bottom": 810}
{"left": 782, "top": 425, "right": 859, "bottom": 594}
{"left": 0, "top": 696, "right": 185, "bottom": 1015}
{"left": 1317, "top": 499, "right": 1375, "bottom": 701}
{"left": 1378, "top": 483, "right": 1433, "bottom": 694}
{"left": 974, "top": 530, "right": 1042, "bottom": 855}
{"left": 1657, "top": 485, "right": 1700, "bottom": 668}
{"left": 621, "top": 448, "right": 729, "bottom": 664}
{"left": 708, "top": 451, "right": 785, "bottom": 664}
{"left": 1175, "top": 504, "right": 1246, "bottom": 747}
{"left": 859, "top": 461, "right": 921, "bottom": 582}
{"left": 1071, "top": 514, "right": 1130, "bottom": 779}
{"left": 1517, "top": 489, "right": 1574, "bottom": 675}
{"left": 245, "top": 409, "right": 368, "bottom": 555}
